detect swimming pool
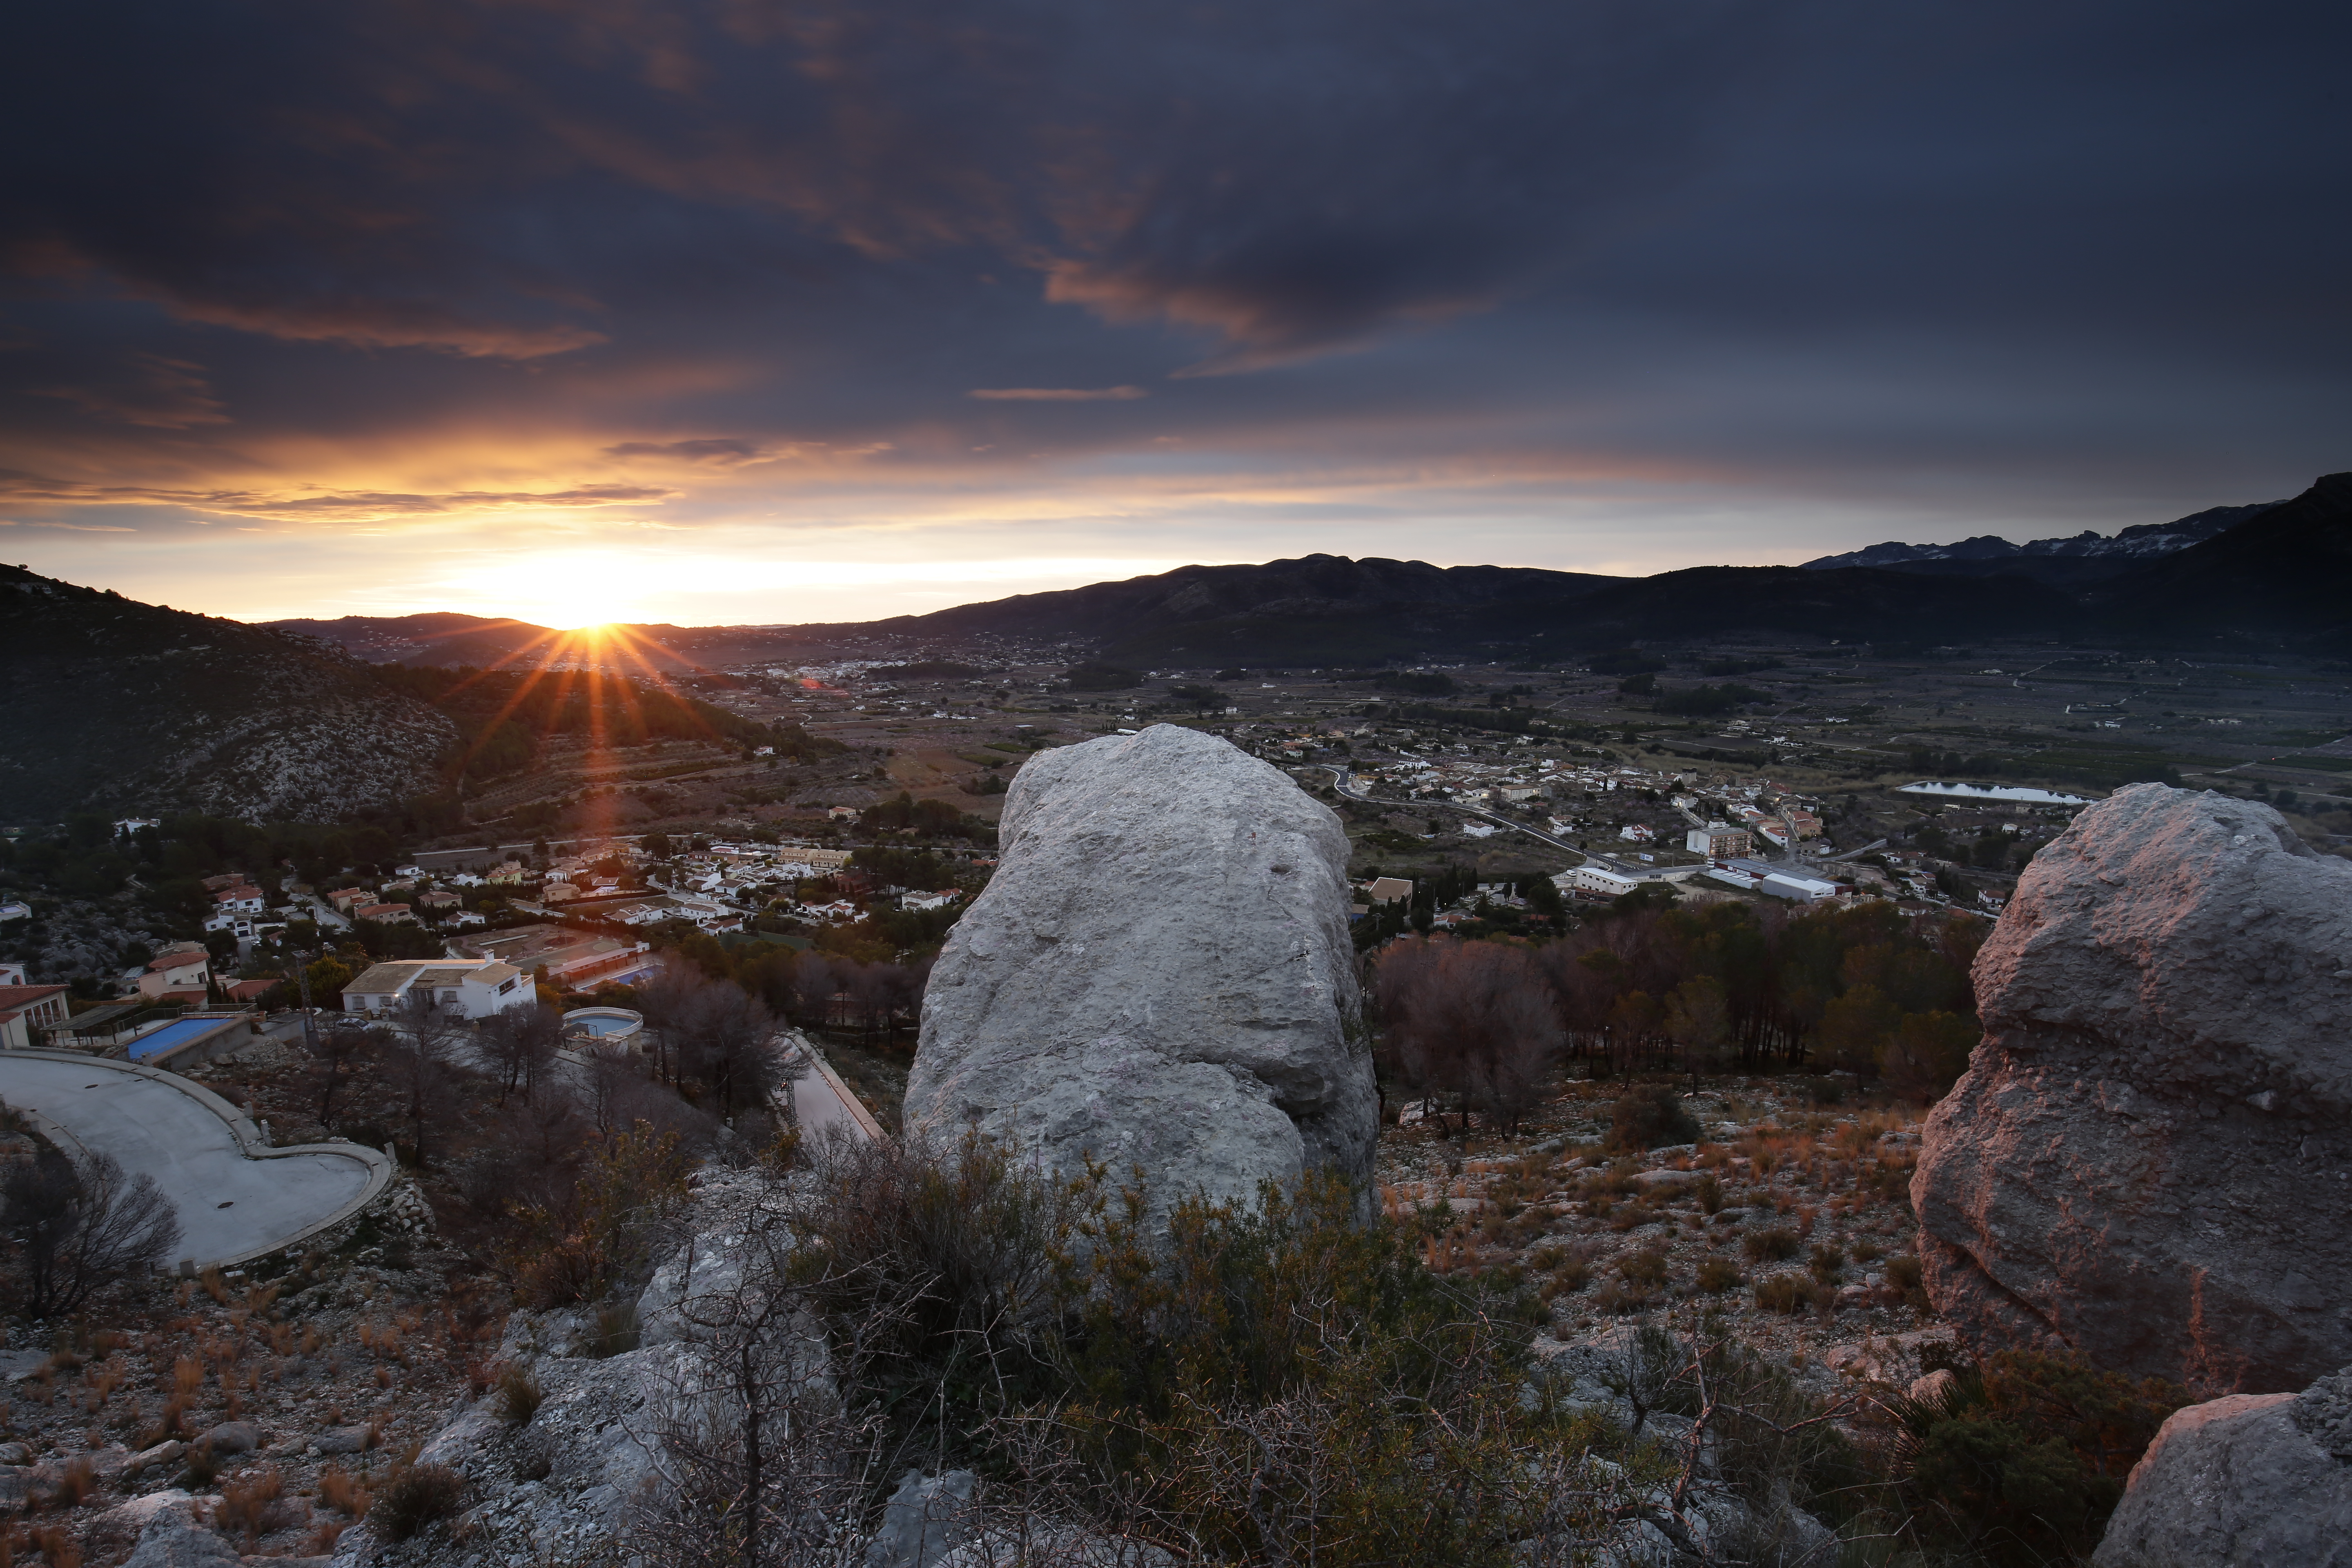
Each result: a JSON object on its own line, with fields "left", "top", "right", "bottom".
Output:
{"left": 571, "top": 1016, "right": 636, "bottom": 1037}
{"left": 127, "top": 1017, "right": 236, "bottom": 1062}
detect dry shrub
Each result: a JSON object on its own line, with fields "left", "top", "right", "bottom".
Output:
{"left": 1755, "top": 1273, "right": 1829, "bottom": 1315}
{"left": 198, "top": 1269, "right": 229, "bottom": 1305}
{"left": 27, "top": 1525, "right": 77, "bottom": 1568}
{"left": 1615, "top": 1249, "right": 1669, "bottom": 1289}
{"left": 494, "top": 1364, "right": 543, "bottom": 1424}
{"left": 501, "top": 1126, "right": 693, "bottom": 1309}
{"left": 216, "top": 1468, "right": 288, "bottom": 1548}
{"left": 1742, "top": 1226, "right": 1800, "bottom": 1263}
{"left": 318, "top": 1465, "right": 370, "bottom": 1517}
{"left": 52, "top": 1460, "right": 93, "bottom": 1510}
{"left": 371, "top": 1466, "right": 463, "bottom": 1543}
{"left": 172, "top": 1356, "right": 203, "bottom": 1398}
{"left": 1694, "top": 1256, "right": 1743, "bottom": 1294}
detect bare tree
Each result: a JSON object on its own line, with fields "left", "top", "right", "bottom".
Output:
{"left": 637, "top": 966, "right": 708, "bottom": 1087}
{"left": 480, "top": 1002, "right": 565, "bottom": 1104}
{"left": 638, "top": 1190, "right": 899, "bottom": 1568}
{"left": 2, "top": 1149, "right": 181, "bottom": 1317}
{"left": 388, "top": 994, "right": 471, "bottom": 1164}
{"left": 304, "top": 1019, "right": 374, "bottom": 1132}
{"left": 788, "top": 953, "right": 837, "bottom": 1032}
{"left": 674, "top": 982, "right": 783, "bottom": 1116}
{"left": 1372, "top": 937, "right": 1562, "bottom": 1135}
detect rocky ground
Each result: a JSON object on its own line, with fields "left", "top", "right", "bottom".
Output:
{"left": 1379, "top": 1072, "right": 1953, "bottom": 1398}
{"left": 0, "top": 1208, "right": 496, "bottom": 1568}
{"left": 0, "top": 1045, "right": 1951, "bottom": 1568}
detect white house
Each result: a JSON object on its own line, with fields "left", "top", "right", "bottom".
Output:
{"left": 212, "top": 885, "right": 266, "bottom": 914}
{"left": 1568, "top": 865, "right": 1644, "bottom": 898}
{"left": 138, "top": 946, "right": 212, "bottom": 998}
{"left": 0, "top": 984, "right": 69, "bottom": 1049}
{"left": 341, "top": 959, "right": 533, "bottom": 1019}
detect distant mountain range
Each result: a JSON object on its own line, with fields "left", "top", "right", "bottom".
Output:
{"left": 7, "top": 472, "right": 2340, "bottom": 827}
{"left": 258, "top": 472, "right": 2352, "bottom": 673}
{"left": 1799, "top": 501, "right": 2283, "bottom": 587}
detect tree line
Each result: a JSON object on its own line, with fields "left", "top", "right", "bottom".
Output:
{"left": 1371, "top": 898, "right": 1985, "bottom": 1130}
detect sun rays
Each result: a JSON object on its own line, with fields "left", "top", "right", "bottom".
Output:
{"left": 420, "top": 621, "right": 738, "bottom": 835}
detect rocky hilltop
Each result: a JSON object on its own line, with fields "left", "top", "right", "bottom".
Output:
{"left": 0, "top": 567, "right": 455, "bottom": 822}
{"left": 904, "top": 724, "right": 1376, "bottom": 1221}
{"left": 1913, "top": 784, "right": 2352, "bottom": 1392}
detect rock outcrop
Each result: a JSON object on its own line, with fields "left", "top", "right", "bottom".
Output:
{"left": 2092, "top": 1364, "right": 2352, "bottom": 1566}
{"left": 1913, "top": 784, "right": 2352, "bottom": 1392}
{"left": 903, "top": 725, "right": 1376, "bottom": 1222}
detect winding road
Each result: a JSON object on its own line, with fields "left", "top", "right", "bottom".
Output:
{"left": 0, "top": 1051, "right": 390, "bottom": 1269}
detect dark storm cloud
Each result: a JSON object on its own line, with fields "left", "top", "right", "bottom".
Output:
{"left": 0, "top": 0, "right": 2346, "bottom": 524}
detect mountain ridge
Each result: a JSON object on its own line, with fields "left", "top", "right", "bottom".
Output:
{"left": 1799, "top": 500, "right": 2281, "bottom": 584}
{"left": 245, "top": 472, "right": 2351, "bottom": 670}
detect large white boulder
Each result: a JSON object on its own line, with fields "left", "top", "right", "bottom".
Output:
{"left": 904, "top": 725, "right": 1376, "bottom": 1222}
{"left": 1913, "top": 784, "right": 2352, "bottom": 1390}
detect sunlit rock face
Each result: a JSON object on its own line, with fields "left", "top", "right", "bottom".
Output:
{"left": 904, "top": 724, "right": 1375, "bottom": 1224}
{"left": 1914, "top": 784, "right": 2352, "bottom": 1392}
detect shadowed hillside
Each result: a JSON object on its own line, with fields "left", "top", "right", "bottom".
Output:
{"left": 0, "top": 567, "right": 456, "bottom": 822}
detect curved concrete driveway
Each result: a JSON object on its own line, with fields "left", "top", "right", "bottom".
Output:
{"left": 0, "top": 1051, "right": 390, "bottom": 1269}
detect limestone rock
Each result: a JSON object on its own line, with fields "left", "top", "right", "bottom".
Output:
{"left": 120, "top": 1494, "right": 242, "bottom": 1568}
{"left": 308, "top": 1426, "right": 370, "bottom": 1457}
{"left": 325, "top": 1168, "right": 793, "bottom": 1568}
{"left": 2093, "top": 1367, "right": 2352, "bottom": 1566}
{"left": 194, "top": 1421, "right": 260, "bottom": 1456}
{"left": 904, "top": 725, "right": 1376, "bottom": 1221}
{"left": 1913, "top": 785, "right": 2352, "bottom": 1391}
{"left": 863, "top": 1469, "right": 977, "bottom": 1568}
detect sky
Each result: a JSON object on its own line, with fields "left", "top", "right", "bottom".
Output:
{"left": 3, "top": 0, "right": 2347, "bottom": 629}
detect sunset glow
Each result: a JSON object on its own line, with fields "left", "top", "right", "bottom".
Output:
{"left": 0, "top": 1, "right": 2341, "bottom": 623}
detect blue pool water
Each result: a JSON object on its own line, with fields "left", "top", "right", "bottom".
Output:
{"left": 127, "top": 1018, "right": 228, "bottom": 1062}
{"left": 572, "top": 1016, "right": 637, "bottom": 1036}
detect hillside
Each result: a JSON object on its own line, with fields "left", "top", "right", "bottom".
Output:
{"left": 2095, "top": 471, "right": 2352, "bottom": 651}
{"left": 867, "top": 554, "right": 1615, "bottom": 644}
{"left": 1091, "top": 561, "right": 2082, "bottom": 665}
{"left": 0, "top": 568, "right": 456, "bottom": 823}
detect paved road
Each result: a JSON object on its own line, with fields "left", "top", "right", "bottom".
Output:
{"left": 780, "top": 1031, "right": 883, "bottom": 1142}
{"left": 0, "top": 1054, "right": 382, "bottom": 1268}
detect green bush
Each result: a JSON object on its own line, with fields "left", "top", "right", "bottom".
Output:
{"left": 1894, "top": 1351, "right": 2187, "bottom": 1564}
{"left": 793, "top": 1142, "right": 1642, "bottom": 1567}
